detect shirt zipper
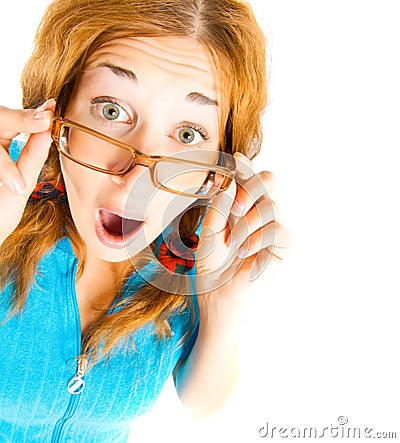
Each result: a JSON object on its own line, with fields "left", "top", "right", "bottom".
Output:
{"left": 67, "top": 357, "right": 88, "bottom": 394}
{"left": 51, "top": 257, "right": 87, "bottom": 443}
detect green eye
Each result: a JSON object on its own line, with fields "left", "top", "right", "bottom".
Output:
{"left": 102, "top": 103, "right": 120, "bottom": 120}
{"left": 178, "top": 127, "right": 196, "bottom": 144}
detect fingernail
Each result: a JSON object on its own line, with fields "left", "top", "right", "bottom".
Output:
{"left": 33, "top": 98, "right": 55, "bottom": 117}
{"left": 33, "top": 110, "right": 51, "bottom": 120}
{"left": 34, "top": 100, "right": 49, "bottom": 114}
{"left": 13, "top": 177, "right": 26, "bottom": 195}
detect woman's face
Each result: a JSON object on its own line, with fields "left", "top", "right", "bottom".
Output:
{"left": 61, "top": 37, "right": 220, "bottom": 262}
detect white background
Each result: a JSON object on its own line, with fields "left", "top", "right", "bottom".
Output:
{"left": 1, "top": 1, "right": 399, "bottom": 441}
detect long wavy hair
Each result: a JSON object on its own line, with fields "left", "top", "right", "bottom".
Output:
{"left": 0, "top": 0, "right": 267, "bottom": 362}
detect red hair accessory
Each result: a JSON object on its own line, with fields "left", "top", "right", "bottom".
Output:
{"left": 158, "top": 232, "right": 199, "bottom": 274}
{"left": 29, "top": 179, "right": 66, "bottom": 202}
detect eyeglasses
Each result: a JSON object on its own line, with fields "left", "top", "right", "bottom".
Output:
{"left": 51, "top": 117, "right": 236, "bottom": 199}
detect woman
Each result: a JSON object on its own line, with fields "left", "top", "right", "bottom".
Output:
{"left": 0, "top": 0, "right": 286, "bottom": 441}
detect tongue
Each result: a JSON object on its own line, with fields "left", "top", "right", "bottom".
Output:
{"left": 101, "top": 211, "right": 123, "bottom": 236}
{"left": 122, "top": 218, "right": 142, "bottom": 236}
{"left": 101, "top": 210, "right": 141, "bottom": 237}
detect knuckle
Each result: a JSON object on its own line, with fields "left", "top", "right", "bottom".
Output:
{"left": 258, "top": 170, "right": 275, "bottom": 187}
{"left": 17, "top": 109, "right": 30, "bottom": 126}
{"left": 1, "top": 108, "right": 36, "bottom": 133}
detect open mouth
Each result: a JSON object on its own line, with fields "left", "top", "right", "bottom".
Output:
{"left": 96, "top": 209, "right": 144, "bottom": 248}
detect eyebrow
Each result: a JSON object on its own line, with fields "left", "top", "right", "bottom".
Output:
{"left": 186, "top": 92, "right": 218, "bottom": 107}
{"left": 99, "top": 63, "right": 137, "bottom": 81}
{"left": 97, "top": 63, "right": 218, "bottom": 106}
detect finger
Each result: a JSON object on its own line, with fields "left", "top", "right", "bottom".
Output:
{"left": 221, "top": 245, "right": 285, "bottom": 284}
{"left": 233, "top": 152, "right": 254, "bottom": 184}
{"left": 231, "top": 170, "right": 274, "bottom": 217}
{"left": 0, "top": 99, "right": 55, "bottom": 137}
{"left": 0, "top": 141, "right": 27, "bottom": 194}
{"left": 0, "top": 132, "right": 21, "bottom": 146}
{"left": 230, "top": 198, "right": 276, "bottom": 248}
{"left": 197, "top": 242, "right": 284, "bottom": 293}
{"left": 0, "top": 100, "right": 55, "bottom": 194}
{"left": 16, "top": 130, "right": 53, "bottom": 195}
{"left": 201, "top": 178, "right": 237, "bottom": 237}
{"left": 236, "top": 221, "right": 289, "bottom": 259}
{"left": 202, "top": 152, "right": 253, "bottom": 229}
{"left": 206, "top": 252, "right": 257, "bottom": 290}
{"left": 0, "top": 129, "right": 52, "bottom": 196}
{"left": 249, "top": 247, "right": 282, "bottom": 282}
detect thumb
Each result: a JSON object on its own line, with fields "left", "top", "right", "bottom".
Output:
{"left": 16, "top": 130, "right": 53, "bottom": 194}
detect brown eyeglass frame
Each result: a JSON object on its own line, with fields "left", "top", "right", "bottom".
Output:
{"left": 51, "top": 117, "right": 235, "bottom": 199}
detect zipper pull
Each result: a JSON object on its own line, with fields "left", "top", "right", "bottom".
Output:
{"left": 67, "top": 357, "right": 88, "bottom": 395}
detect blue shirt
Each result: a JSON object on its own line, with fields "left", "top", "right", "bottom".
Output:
{"left": 0, "top": 145, "right": 199, "bottom": 442}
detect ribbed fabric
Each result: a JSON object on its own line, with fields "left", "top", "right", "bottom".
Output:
{"left": 0, "top": 236, "right": 199, "bottom": 442}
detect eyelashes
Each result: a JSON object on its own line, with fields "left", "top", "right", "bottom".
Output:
{"left": 91, "top": 97, "right": 132, "bottom": 124}
{"left": 180, "top": 124, "right": 210, "bottom": 141}
{"left": 90, "top": 96, "right": 211, "bottom": 146}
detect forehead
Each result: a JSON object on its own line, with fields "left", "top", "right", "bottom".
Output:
{"left": 83, "top": 36, "right": 219, "bottom": 100}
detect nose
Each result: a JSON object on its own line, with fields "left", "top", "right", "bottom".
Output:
{"left": 110, "top": 117, "right": 165, "bottom": 189}
{"left": 109, "top": 162, "right": 151, "bottom": 191}
{"left": 111, "top": 161, "right": 165, "bottom": 221}
{"left": 128, "top": 118, "right": 165, "bottom": 157}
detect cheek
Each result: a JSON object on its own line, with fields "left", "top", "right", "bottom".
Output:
{"left": 60, "top": 158, "right": 99, "bottom": 219}
{"left": 123, "top": 189, "right": 197, "bottom": 258}
{"left": 138, "top": 191, "right": 196, "bottom": 242}
{"left": 61, "top": 161, "right": 83, "bottom": 200}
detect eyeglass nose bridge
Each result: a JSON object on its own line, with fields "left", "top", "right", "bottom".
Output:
{"left": 133, "top": 150, "right": 164, "bottom": 167}
{"left": 119, "top": 148, "right": 164, "bottom": 176}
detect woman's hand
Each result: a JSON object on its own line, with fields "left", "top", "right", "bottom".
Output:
{"left": 175, "top": 154, "right": 289, "bottom": 416}
{"left": 196, "top": 152, "right": 289, "bottom": 303}
{"left": 0, "top": 99, "right": 55, "bottom": 245}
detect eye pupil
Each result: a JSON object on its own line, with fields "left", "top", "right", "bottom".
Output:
{"left": 179, "top": 128, "right": 195, "bottom": 144}
{"left": 103, "top": 103, "right": 120, "bottom": 120}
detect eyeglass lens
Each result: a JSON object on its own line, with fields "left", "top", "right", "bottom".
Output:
{"left": 58, "top": 123, "right": 232, "bottom": 197}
